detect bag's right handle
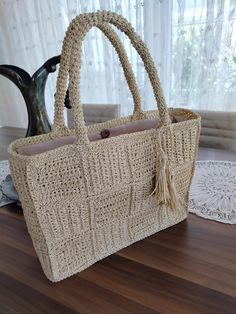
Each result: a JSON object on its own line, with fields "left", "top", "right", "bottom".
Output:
{"left": 54, "top": 11, "right": 171, "bottom": 143}
{"left": 98, "top": 23, "right": 142, "bottom": 118}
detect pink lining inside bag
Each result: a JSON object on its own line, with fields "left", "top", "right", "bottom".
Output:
{"left": 17, "top": 117, "right": 162, "bottom": 156}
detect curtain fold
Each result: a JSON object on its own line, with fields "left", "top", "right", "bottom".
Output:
{"left": 0, "top": 0, "right": 235, "bottom": 130}
{"left": 172, "top": 0, "right": 236, "bottom": 111}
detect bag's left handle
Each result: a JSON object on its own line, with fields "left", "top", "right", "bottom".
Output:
{"left": 53, "top": 19, "right": 143, "bottom": 140}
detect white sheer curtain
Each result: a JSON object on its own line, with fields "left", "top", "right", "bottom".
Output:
{"left": 171, "top": 0, "right": 236, "bottom": 111}
{"left": 0, "top": 0, "right": 235, "bottom": 129}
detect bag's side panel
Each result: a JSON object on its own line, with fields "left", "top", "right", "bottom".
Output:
{"left": 22, "top": 147, "right": 96, "bottom": 280}
{"left": 8, "top": 157, "right": 55, "bottom": 280}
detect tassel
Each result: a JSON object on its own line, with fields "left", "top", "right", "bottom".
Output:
{"left": 150, "top": 150, "right": 179, "bottom": 210}
{"left": 150, "top": 152, "right": 169, "bottom": 203}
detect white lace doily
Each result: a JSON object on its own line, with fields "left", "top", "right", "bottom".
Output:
{"left": 0, "top": 160, "right": 16, "bottom": 207}
{"left": 0, "top": 160, "right": 10, "bottom": 182}
{"left": 189, "top": 160, "right": 236, "bottom": 224}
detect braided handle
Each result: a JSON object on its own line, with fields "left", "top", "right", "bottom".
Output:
{"left": 98, "top": 23, "right": 142, "bottom": 116}
{"left": 53, "top": 11, "right": 170, "bottom": 144}
{"left": 53, "top": 15, "right": 142, "bottom": 135}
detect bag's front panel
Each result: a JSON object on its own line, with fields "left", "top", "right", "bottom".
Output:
{"left": 25, "top": 152, "right": 92, "bottom": 240}
{"left": 129, "top": 208, "right": 160, "bottom": 240}
{"left": 34, "top": 154, "right": 87, "bottom": 204}
{"left": 128, "top": 206, "right": 187, "bottom": 242}
{"left": 127, "top": 134, "right": 157, "bottom": 181}
{"left": 89, "top": 186, "right": 132, "bottom": 228}
{"left": 40, "top": 197, "right": 90, "bottom": 241}
{"left": 82, "top": 143, "right": 132, "bottom": 196}
{"left": 93, "top": 219, "right": 130, "bottom": 259}
{"left": 130, "top": 179, "right": 155, "bottom": 214}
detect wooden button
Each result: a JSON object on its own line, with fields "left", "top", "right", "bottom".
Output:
{"left": 100, "top": 129, "right": 110, "bottom": 139}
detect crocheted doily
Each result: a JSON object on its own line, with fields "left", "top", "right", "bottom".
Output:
{"left": 0, "top": 160, "right": 14, "bottom": 207}
{"left": 0, "top": 160, "right": 9, "bottom": 182}
{"left": 189, "top": 160, "right": 236, "bottom": 224}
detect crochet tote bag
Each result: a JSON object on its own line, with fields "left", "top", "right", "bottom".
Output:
{"left": 8, "top": 11, "right": 201, "bottom": 282}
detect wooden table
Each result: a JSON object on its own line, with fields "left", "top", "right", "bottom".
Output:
{"left": 0, "top": 206, "right": 235, "bottom": 314}
{"left": 0, "top": 128, "right": 236, "bottom": 313}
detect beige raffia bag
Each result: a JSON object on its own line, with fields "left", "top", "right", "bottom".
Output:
{"left": 8, "top": 11, "right": 201, "bottom": 282}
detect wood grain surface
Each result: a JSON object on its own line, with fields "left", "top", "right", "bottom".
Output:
{"left": 0, "top": 205, "right": 235, "bottom": 314}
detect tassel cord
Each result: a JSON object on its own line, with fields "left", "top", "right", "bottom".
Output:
{"left": 150, "top": 127, "right": 179, "bottom": 210}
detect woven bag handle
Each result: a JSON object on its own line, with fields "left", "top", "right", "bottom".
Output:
{"left": 53, "top": 17, "right": 142, "bottom": 134}
{"left": 98, "top": 23, "right": 142, "bottom": 117}
{"left": 53, "top": 11, "right": 170, "bottom": 144}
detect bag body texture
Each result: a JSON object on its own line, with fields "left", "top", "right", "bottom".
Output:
{"left": 8, "top": 11, "right": 201, "bottom": 282}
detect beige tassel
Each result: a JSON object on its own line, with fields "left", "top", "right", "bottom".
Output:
{"left": 150, "top": 152, "right": 169, "bottom": 203}
{"left": 150, "top": 150, "right": 179, "bottom": 210}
